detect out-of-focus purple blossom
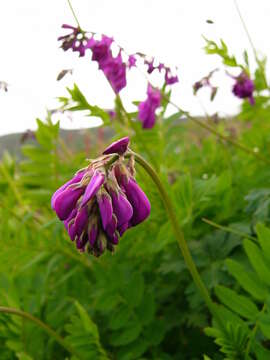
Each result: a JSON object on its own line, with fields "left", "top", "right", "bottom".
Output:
{"left": 128, "top": 55, "right": 137, "bottom": 68}
{"left": 107, "top": 110, "right": 116, "bottom": 120}
{"left": 143, "top": 57, "right": 178, "bottom": 85}
{"left": 193, "top": 81, "right": 203, "bottom": 93}
{"left": 165, "top": 68, "right": 179, "bottom": 85}
{"left": 88, "top": 35, "right": 114, "bottom": 68}
{"left": 88, "top": 36, "right": 127, "bottom": 93}
{"left": 232, "top": 71, "right": 255, "bottom": 105}
{"left": 51, "top": 137, "right": 151, "bottom": 256}
{"left": 157, "top": 63, "right": 165, "bottom": 72}
{"left": 58, "top": 24, "right": 89, "bottom": 57}
{"left": 193, "top": 69, "right": 218, "bottom": 101}
{"left": 144, "top": 59, "right": 155, "bottom": 74}
{"left": 138, "top": 84, "right": 161, "bottom": 129}
{"left": 102, "top": 52, "right": 127, "bottom": 93}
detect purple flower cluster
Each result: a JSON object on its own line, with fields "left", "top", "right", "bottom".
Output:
{"left": 58, "top": 26, "right": 126, "bottom": 93}
{"left": 51, "top": 137, "right": 151, "bottom": 256}
{"left": 58, "top": 25, "right": 179, "bottom": 92}
{"left": 58, "top": 24, "right": 89, "bottom": 57}
{"left": 138, "top": 84, "right": 161, "bottom": 129}
{"left": 144, "top": 58, "right": 179, "bottom": 86}
{"left": 88, "top": 36, "right": 126, "bottom": 93}
{"left": 232, "top": 71, "right": 255, "bottom": 105}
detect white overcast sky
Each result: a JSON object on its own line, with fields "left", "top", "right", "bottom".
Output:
{"left": 0, "top": 0, "right": 269, "bottom": 136}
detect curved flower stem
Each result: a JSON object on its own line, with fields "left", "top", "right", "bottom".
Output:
{"left": 129, "top": 151, "right": 225, "bottom": 329}
{"left": 167, "top": 98, "right": 270, "bottom": 165}
{"left": 0, "top": 306, "right": 81, "bottom": 359}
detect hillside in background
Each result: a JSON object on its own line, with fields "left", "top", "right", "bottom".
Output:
{"left": 0, "top": 127, "right": 113, "bottom": 159}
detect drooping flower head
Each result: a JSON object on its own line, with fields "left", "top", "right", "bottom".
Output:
{"left": 51, "top": 137, "right": 150, "bottom": 256}
{"left": 138, "top": 84, "right": 161, "bottom": 129}
{"left": 232, "top": 71, "right": 255, "bottom": 105}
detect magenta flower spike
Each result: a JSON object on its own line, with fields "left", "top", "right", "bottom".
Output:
{"left": 51, "top": 136, "right": 151, "bottom": 256}
{"left": 138, "top": 84, "right": 161, "bottom": 129}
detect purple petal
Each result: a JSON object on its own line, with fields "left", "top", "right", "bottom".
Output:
{"left": 97, "top": 192, "right": 113, "bottom": 230}
{"left": 105, "top": 214, "right": 117, "bottom": 238}
{"left": 74, "top": 206, "right": 89, "bottom": 237}
{"left": 54, "top": 187, "right": 84, "bottom": 221}
{"left": 110, "top": 190, "right": 133, "bottom": 227}
{"left": 76, "top": 233, "right": 88, "bottom": 250}
{"left": 68, "top": 223, "right": 77, "bottom": 241}
{"left": 63, "top": 208, "right": 77, "bottom": 230}
{"left": 51, "top": 170, "right": 85, "bottom": 210}
{"left": 103, "top": 137, "right": 130, "bottom": 155}
{"left": 118, "top": 222, "right": 129, "bottom": 236}
{"left": 138, "top": 84, "right": 161, "bottom": 129}
{"left": 165, "top": 68, "right": 179, "bottom": 85}
{"left": 62, "top": 24, "right": 77, "bottom": 30}
{"left": 122, "top": 178, "right": 151, "bottom": 226}
{"left": 81, "top": 171, "right": 105, "bottom": 207}
{"left": 110, "top": 233, "right": 119, "bottom": 244}
{"left": 88, "top": 224, "right": 98, "bottom": 246}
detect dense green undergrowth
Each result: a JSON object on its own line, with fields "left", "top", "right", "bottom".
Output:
{"left": 1, "top": 30, "right": 270, "bottom": 360}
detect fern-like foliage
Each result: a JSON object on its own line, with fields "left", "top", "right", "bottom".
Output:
{"left": 65, "top": 301, "right": 108, "bottom": 360}
{"left": 205, "top": 223, "right": 270, "bottom": 359}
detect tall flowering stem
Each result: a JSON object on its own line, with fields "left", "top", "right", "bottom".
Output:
{"left": 128, "top": 150, "right": 225, "bottom": 330}
{"left": 163, "top": 96, "right": 270, "bottom": 165}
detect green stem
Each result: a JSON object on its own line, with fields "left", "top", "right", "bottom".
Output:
{"left": 0, "top": 306, "right": 81, "bottom": 359}
{"left": 116, "top": 95, "right": 160, "bottom": 170}
{"left": 202, "top": 217, "right": 257, "bottom": 242}
{"left": 245, "top": 303, "right": 267, "bottom": 358}
{"left": 167, "top": 99, "right": 270, "bottom": 165}
{"left": 129, "top": 151, "right": 224, "bottom": 328}
{"left": 234, "top": 0, "right": 257, "bottom": 59}
{"left": 67, "top": 0, "right": 81, "bottom": 28}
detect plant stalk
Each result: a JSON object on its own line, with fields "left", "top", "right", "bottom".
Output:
{"left": 167, "top": 99, "right": 270, "bottom": 165}
{"left": 0, "top": 306, "right": 81, "bottom": 359}
{"left": 67, "top": 0, "right": 81, "bottom": 28}
{"left": 129, "top": 151, "right": 225, "bottom": 329}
